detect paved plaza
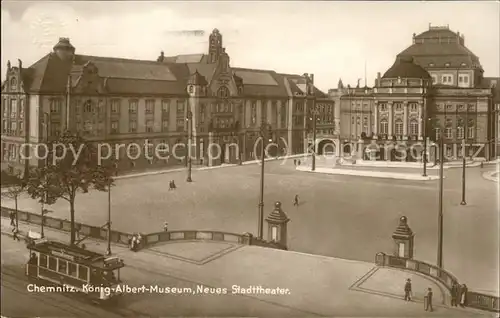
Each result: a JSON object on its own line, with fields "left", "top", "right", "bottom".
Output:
{"left": 2, "top": 160, "right": 498, "bottom": 294}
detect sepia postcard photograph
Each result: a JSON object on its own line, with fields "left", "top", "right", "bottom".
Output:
{"left": 0, "top": 0, "right": 499, "bottom": 317}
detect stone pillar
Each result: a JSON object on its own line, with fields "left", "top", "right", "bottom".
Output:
{"left": 357, "top": 139, "right": 364, "bottom": 160}
{"left": 388, "top": 102, "right": 393, "bottom": 138}
{"left": 265, "top": 201, "right": 290, "bottom": 250}
{"left": 418, "top": 102, "right": 423, "bottom": 140}
{"left": 392, "top": 216, "right": 415, "bottom": 259}
{"left": 373, "top": 103, "right": 378, "bottom": 137}
{"left": 403, "top": 102, "right": 408, "bottom": 140}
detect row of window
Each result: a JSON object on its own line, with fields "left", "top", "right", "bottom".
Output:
{"left": 38, "top": 254, "right": 89, "bottom": 281}
{"left": 377, "top": 103, "right": 419, "bottom": 112}
{"left": 2, "top": 98, "right": 25, "bottom": 118}
{"left": 1, "top": 120, "right": 24, "bottom": 135}
{"left": 436, "top": 103, "right": 476, "bottom": 111}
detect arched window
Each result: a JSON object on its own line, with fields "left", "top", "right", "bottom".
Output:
{"left": 395, "top": 119, "right": 403, "bottom": 135}
{"left": 380, "top": 119, "right": 388, "bottom": 134}
{"left": 217, "top": 86, "right": 229, "bottom": 98}
{"left": 409, "top": 120, "right": 418, "bottom": 136}
{"left": 10, "top": 78, "right": 17, "bottom": 89}
{"left": 467, "top": 119, "right": 475, "bottom": 138}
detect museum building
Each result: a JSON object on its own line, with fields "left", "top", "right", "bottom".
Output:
{"left": 1, "top": 29, "right": 335, "bottom": 176}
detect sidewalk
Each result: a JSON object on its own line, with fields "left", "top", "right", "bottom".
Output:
{"left": 295, "top": 165, "right": 441, "bottom": 181}
{"left": 1, "top": 217, "right": 492, "bottom": 317}
{"left": 482, "top": 170, "right": 499, "bottom": 183}
{"left": 114, "top": 153, "right": 309, "bottom": 180}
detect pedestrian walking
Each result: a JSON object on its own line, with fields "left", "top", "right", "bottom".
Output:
{"left": 404, "top": 279, "right": 412, "bottom": 301}
{"left": 12, "top": 228, "right": 20, "bottom": 241}
{"left": 9, "top": 211, "right": 15, "bottom": 227}
{"left": 298, "top": 160, "right": 301, "bottom": 166}
{"left": 293, "top": 194, "right": 299, "bottom": 206}
{"left": 164, "top": 222, "right": 168, "bottom": 232}
{"left": 172, "top": 180, "right": 176, "bottom": 189}
{"left": 425, "top": 287, "right": 433, "bottom": 312}
{"left": 460, "top": 284, "right": 468, "bottom": 307}
{"left": 294, "top": 159, "right": 297, "bottom": 166}
{"left": 451, "top": 281, "right": 459, "bottom": 306}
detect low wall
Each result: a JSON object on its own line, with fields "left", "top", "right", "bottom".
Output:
{"left": 375, "top": 252, "right": 499, "bottom": 313}
{"left": 1, "top": 207, "right": 286, "bottom": 250}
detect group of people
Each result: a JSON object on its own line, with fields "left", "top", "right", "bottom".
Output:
{"left": 128, "top": 233, "right": 143, "bottom": 252}
{"left": 168, "top": 180, "right": 177, "bottom": 191}
{"left": 404, "top": 278, "right": 468, "bottom": 312}
{"left": 451, "top": 282, "right": 468, "bottom": 307}
{"left": 293, "top": 159, "right": 302, "bottom": 166}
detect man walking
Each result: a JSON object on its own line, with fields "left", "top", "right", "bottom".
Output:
{"left": 293, "top": 194, "right": 299, "bottom": 206}
{"left": 12, "top": 227, "right": 20, "bottom": 241}
{"left": 404, "top": 279, "right": 412, "bottom": 301}
{"left": 425, "top": 287, "right": 433, "bottom": 312}
{"left": 9, "top": 211, "right": 15, "bottom": 227}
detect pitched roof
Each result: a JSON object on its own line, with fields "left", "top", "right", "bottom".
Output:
{"left": 383, "top": 56, "right": 431, "bottom": 79}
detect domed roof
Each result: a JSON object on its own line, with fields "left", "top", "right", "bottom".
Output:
{"left": 187, "top": 70, "right": 208, "bottom": 86}
{"left": 53, "top": 37, "right": 75, "bottom": 51}
{"left": 382, "top": 56, "right": 431, "bottom": 79}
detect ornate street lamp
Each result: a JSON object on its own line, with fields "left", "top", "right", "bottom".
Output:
{"left": 257, "top": 119, "right": 272, "bottom": 239}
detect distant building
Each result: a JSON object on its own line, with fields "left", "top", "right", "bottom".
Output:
{"left": 329, "top": 24, "right": 499, "bottom": 161}
{"left": 1, "top": 29, "right": 335, "bottom": 176}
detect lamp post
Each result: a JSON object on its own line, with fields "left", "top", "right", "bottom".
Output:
{"left": 41, "top": 112, "right": 50, "bottom": 238}
{"left": 186, "top": 111, "right": 193, "bottom": 182}
{"left": 422, "top": 85, "right": 428, "bottom": 177}
{"left": 258, "top": 119, "right": 272, "bottom": 239}
{"left": 310, "top": 107, "right": 319, "bottom": 171}
{"left": 437, "top": 133, "right": 444, "bottom": 268}
{"left": 460, "top": 107, "right": 468, "bottom": 206}
{"left": 106, "top": 179, "right": 112, "bottom": 255}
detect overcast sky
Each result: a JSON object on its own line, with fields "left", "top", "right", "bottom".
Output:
{"left": 1, "top": 1, "right": 499, "bottom": 91}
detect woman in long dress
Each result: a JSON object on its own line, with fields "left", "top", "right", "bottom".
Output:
{"left": 460, "top": 284, "right": 468, "bottom": 307}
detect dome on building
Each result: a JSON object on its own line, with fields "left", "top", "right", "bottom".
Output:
{"left": 187, "top": 70, "right": 208, "bottom": 86}
{"left": 53, "top": 37, "right": 75, "bottom": 52}
{"left": 382, "top": 56, "right": 431, "bottom": 79}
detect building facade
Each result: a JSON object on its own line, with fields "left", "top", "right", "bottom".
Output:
{"left": 1, "top": 29, "right": 335, "bottom": 176}
{"left": 329, "top": 25, "right": 499, "bottom": 161}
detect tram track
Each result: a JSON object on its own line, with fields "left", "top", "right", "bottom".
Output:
{"left": 1, "top": 266, "right": 149, "bottom": 317}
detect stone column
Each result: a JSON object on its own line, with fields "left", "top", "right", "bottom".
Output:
{"left": 403, "top": 101, "right": 408, "bottom": 140}
{"left": 388, "top": 102, "right": 393, "bottom": 138}
{"left": 418, "top": 102, "right": 423, "bottom": 140}
{"left": 373, "top": 103, "right": 378, "bottom": 137}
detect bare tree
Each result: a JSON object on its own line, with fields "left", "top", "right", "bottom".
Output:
{"left": 1, "top": 172, "right": 26, "bottom": 230}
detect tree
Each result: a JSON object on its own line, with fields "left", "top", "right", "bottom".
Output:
{"left": 26, "top": 131, "right": 115, "bottom": 245}
{"left": 1, "top": 171, "right": 26, "bottom": 230}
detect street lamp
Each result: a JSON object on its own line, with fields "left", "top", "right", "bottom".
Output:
{"left": 310, "top": 107, "right": 320, "bottom": 171}
{"left": 105, "top": 179, "right": 112, "bottom": 255}
{"left": 186, "top": 111, "right": 193, "bottom": 183}
{"left": 258, "top": 119, "right": 272, "bottom": 239}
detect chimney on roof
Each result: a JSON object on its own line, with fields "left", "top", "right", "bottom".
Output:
{"left": 157, "top": 51, "right": 165, "bottom": 62}
{"left": 7, "top": 60, "right": 11, "bottom": 70}
{"left": 310, "top": 74, "right": 314, "bottom": 84}
{"left": 377, "top": 72, "right": 381, "bottom": 87}
{"left": 412, "top": 33, "right": 416, "bottom": 44}
{"left": 18, "top": 59, "right": 22, "bottom": 69}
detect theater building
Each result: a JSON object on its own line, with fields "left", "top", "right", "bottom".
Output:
{"left": 330, "top": 25, "right": 499, "bottom": 161}
{"left": 1, "top": 29, "right": 334, "bottom": 176}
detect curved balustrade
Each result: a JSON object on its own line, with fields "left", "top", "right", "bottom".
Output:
{"left": 375, "top": 252, "right": 499, "bottom": 313}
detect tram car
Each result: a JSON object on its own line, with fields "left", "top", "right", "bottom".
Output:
{"left": 26, "top": 239, "right": 125, "bottom": 303}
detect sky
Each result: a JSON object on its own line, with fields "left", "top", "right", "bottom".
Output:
{"left": 1, "top": 1, "right": 499, "bottom": 92}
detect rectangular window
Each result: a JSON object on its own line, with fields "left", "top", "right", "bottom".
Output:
{"left": 111, "top": 121, "right": 119, "bottom": 134}
{"left": 97, "top": 100, "right": 104, "bottom": 113}
{"left": 445, "top": 127, "right": 453, "bottom": 139}
{"left": 19, "top": 121, "right": 24, "bottom": 135}
{"left": 251, "top": 103, "right": 257, "bottom": 125}
{"left": 467, "top": 127, "right": 474, "bottom": 138}
{"left": 146, "top": 100, "right": 155, "bottom": 114}
{"left": 199, "top": 104, "right": 205, "bottom": 124}
{"left": 162, "top": 100, "right": 170, "bottom": 113}
{"left": 48, "top": 257, "right": 57, "bottom": 271}
{"left": 176, "top": 118, "right": 184, "bottom": 131}
{"left": 84, "top": 100, "right": 93, "bottom": 113}
{"left": 68, "top": 263, "right": 77, "bottom": 277}
{"left": 57, "top": 260, "right": 68, "bottom": 274}
{"left": 10, "top": 121, "right": 17, "bottom": 133}
{"left": 111, "top": 99, "right": 120, "bottom": 113}
{"left": 162, "top": 119, "right": 169, "bottom": 132}
{"left": 129, "top": 100, "right": 138, "bottom": 114}
{"left": 19, "top": 99, "right": 25, "bottom": 118}
{"left": 146, "top": 120, "right": 154, "bottom": 132}
{"left": 409, "top": 103, "right": 418, "bottom": 112}
{"left": 10, "top": 99, "right": 17, "bottom": 117}
{"left": 176, "top": 101, "right": 185, "bottom": 115}
{"left": 457, "top": 127, "right": 464, "bottom": 139}
{"left": 39, "top": 254, "right": 48, "bottom": 268}
{"left": 78, "top": 265, "right": 88, "bottom": 281}
{"left": 435, "top": 128, "right": 441, "bottom": 140}
{"left": 379, "top": 103, "right": 387, "bottom": 111}
{"left": 129, "top": 120, "right": 137, "bottom": 132}
{"left": 50, "top": 122, "right": 61, "bottom": 137}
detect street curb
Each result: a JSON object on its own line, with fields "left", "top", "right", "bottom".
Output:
{"left": 482, "top": 171, "right": 499, "bottom": 183}
{"left": 295, "top": 166, "right": 441, "bottom": 181}
{"left": 114, "top": 154, "right": 310, "bottom": 180}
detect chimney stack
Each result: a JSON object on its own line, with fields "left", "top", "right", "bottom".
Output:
{"left": 377, "top": 72, "right": 381, "bottom": 87}
{"left": 310, "top": 74, "right": 314, "bottom": 84}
